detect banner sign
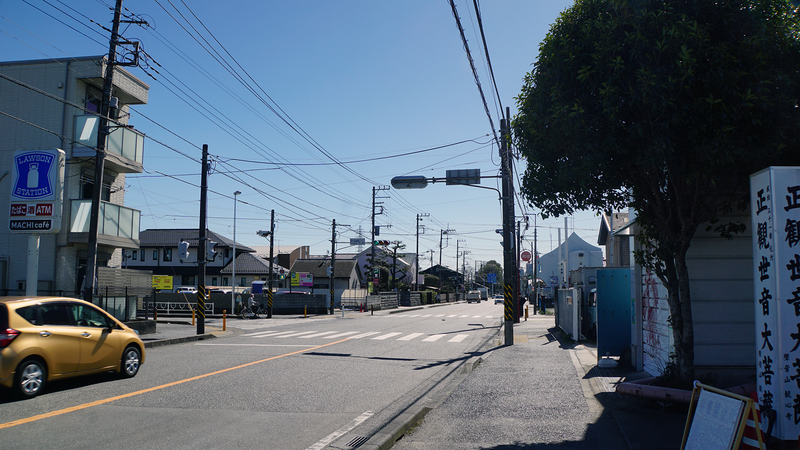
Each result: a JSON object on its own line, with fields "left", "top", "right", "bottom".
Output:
{"left": 750, "top": 166, "right": 800, "bottom": 439}
{"left": 9, "top": 149, "right": 65, "bottom": 233}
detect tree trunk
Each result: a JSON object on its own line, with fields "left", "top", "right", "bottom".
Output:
{"left": 658, "top": 243, "right": 695, "bottom": 382}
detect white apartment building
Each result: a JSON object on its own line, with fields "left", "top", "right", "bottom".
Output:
{"left": 0, "top": 57, "right": 148, "bottom": 295}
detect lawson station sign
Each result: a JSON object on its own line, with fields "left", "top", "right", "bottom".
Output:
{"left": 9, "top": 149, "right": 65, "bottom": 233}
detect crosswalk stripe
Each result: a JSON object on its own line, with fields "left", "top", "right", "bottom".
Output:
{"left": 421, "top": 314, "right": 432, "bottom": 317}
{"left": 350, "top": 331, "right": 381, "bottom": 339}
{"left": 247, "top": 330, "right": 296, "bottom": 337}
{"left": 422, "top": 334, "right": 445, "bottom": 342}
{"left": 323, "top": 331, "right": 360, "bottom": 339}
{"left": 446, "top": 315, "right": 457, "bottom": 318}
{"left": 274, "top": 331, "right": 318, "bottom": 338}
{"left": 434, "top": 314, "right": 445, "bottom": 317}
{"left": 406, "top": 314, "right": 420, "bottom": 317}
{"left": 473, "top": 315, "right": 482, "bottom": 318}
{"left": 460, "top": 315, "right": 469, "bottom": 318}
{"left": 398, "top": 333, "right": 424, "bottom": 341}
{"left": 373, "top": 332, "right": 403, "bottom": 340}
{"left": 448, "top": 334, "right": 469, "bottom": 343}
{"left": 299, "top": 331, "right": 340, "bottom": 338}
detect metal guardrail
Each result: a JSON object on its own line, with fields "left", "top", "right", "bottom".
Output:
{"left": 143, "top": 301, "right": 214, "bottom": 315}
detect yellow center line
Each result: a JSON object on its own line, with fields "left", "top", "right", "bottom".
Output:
{"left": 0, "top": 338, "right": 350, "bottom": 430}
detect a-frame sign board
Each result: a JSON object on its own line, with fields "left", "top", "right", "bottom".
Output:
{"left": 680, "top": 382, "right": 764, "bottom": 450}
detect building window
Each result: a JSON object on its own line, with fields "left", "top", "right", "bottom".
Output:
{"left": 153, "top": 250, "right": 158, "bottom": 260}
{"left": 222, "top": 277, "right": 228, "bottom": 286}
{"left": 240, "top": 277, "right": 246, "bottom": 287}
{"left": 80, "top": 175, "right": 111, "bottom": 202}
{"left": 164, "top": 248, "right": 172, "bottom": 262}
{"left": 132, "top": 250, "right": 137, "bottom": 261}
{"left": 211, "top": 277, "right": 218, "bottom": 286}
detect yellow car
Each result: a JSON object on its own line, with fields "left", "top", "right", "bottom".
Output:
{"left": 0, "top": 297, "right": 145, "bottom": 398}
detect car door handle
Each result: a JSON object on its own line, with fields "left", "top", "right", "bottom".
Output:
{"left": 39, "top": 331, "right": 51, "bottom": 337}
{"left": 81, "top": 332, "right": 91, "bottom": 337}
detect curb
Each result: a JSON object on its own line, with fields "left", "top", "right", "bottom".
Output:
{"left": 359, "top": 406, "right": 432, "bottom": 450}
{"left": 143, "top": 332, "right": 216, "bottom": 348}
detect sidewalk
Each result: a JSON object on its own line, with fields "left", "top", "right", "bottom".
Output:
{"left": 389, "top": 314, "right": 687, "bottom": 450}
{"left": 137, "top": 319, "right": 232, "bottom": 348}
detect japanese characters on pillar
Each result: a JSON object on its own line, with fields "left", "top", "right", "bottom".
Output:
{"left": 750, "top": 166, "right": 800, "bottom": 440}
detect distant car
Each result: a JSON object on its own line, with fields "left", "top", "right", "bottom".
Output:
{"left": 466, "top": 291, "right": 481, "bottom": 303}
{"left": 175, "top": 287, "right": 197, "bottom": 294}
{"left": 209, "top": 288, "right": 232, "bottom": 294}
{"left": 0, "top": 296, "right": 145, "bottom": 398}
{"left": 493, "top": 294, "right": 504, "bottom": 304}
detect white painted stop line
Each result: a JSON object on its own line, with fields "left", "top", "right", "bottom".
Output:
{"left": 448, "top": 334, "right": 469, "bottom": 343}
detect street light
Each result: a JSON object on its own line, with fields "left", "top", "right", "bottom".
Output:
{"left": 232, "top": 190, "right": 241, "bottom": 315}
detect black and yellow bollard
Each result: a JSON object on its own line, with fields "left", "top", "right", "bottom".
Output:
{"left": 223, "top": 310, "right": 227, "bottom": 331}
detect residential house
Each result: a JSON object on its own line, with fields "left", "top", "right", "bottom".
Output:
{"left": 131, "top": 228, "right": 254, "bottom": 290}
{"left": 289, "top": 257, "right": 360, "bottom": 307}
{"left": 0, "top": 57, "right": 148, "bottom": 295}
{"left": 219, "top": 252, "right": 289, "bottom": 291}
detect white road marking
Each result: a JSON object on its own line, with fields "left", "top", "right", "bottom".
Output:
{"left": 422, "top": 334, "right": 446, "bottom": 342}
{"left": 398, "top": 333, "right": 424, "bottom": 341}
{"left": 274, "top": 331, "right": 319, "bottom": 338}
{"left": 350, "top": 331, "right": 381, "bottom": 339}
{"left": 373, "top": 332, "right": 402, "bottom": 340}
{"left": 448, "top": 334, "right": 469, "bottom": 343}
{"left": 305, "top": 411, "right": 374, "bottom": 450}
{"left": 323, "top": 331, "right": 360, "bottom": 339}
{"left": 299, "top": 331, "right": 340, "bottom": 338}
{"left": 247, "top": 330, "right": 296, "bottom": 337}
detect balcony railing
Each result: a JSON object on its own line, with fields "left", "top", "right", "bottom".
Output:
{"left": 70, "top": 199, "right": 140, "bottom": 241}
{"left": 73, "top": 115, "right": 145, "bottom": 172}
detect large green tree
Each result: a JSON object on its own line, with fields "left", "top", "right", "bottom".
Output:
{"left": 514, "top": 0, "right": 800, "bottom": 379}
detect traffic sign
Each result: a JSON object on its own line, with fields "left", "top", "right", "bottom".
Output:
{"left": 521, "top": 250, "right": 532, "bottom": 262}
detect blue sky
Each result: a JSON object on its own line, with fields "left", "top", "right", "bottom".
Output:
{"left": 1, "top": 0, "right": 602, "bottom": 272}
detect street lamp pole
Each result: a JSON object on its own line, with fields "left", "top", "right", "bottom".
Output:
{"left": 231, "top": 190, "right": 241, "bottom": 315}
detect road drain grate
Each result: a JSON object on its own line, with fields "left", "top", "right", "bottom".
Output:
{"left": 346, "top": 436, "right": 369, "bottom": 448}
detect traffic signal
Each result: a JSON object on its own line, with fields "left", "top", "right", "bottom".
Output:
{"left": 206, "top": 240, "right": 217, "bottom": 261}
{"left": 373, "top": 240, "right": 390, "bottom": 246}
{"left": 326, "top": 266, "right": 333, "bottom": 276}
{"left": 178, "top": 240, "right": 190, "bottom": 262}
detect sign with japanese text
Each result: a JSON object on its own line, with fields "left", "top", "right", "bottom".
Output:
{"left": 152, "top": 275, "right": 173, "bottom": 290}
{"left": 291, "top": 272, "right": 313, "bottom": 287}
{"left": 751, "top": 166, "right": 800, "bottom": 440}
{"left": 9, "top": 149, "right": 65, "bottom": 233}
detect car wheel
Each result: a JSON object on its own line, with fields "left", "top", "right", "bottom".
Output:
{"left": 120, "top": 346, "right": 141, "bottom": 378}
{"left": 16, "top": 359, "right": 46, "bottom": 398}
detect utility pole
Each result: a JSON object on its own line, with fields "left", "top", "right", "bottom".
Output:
{"left": 197, "top": 144, "right": 209, "bottom": 334}
{"left": 501, "top": 108, "right": 516, "bottom": 345}
{"left": 370, "top": 186, "right": 389, "bottom": 291}
{"left": 515, "top": 220, "right": 522, "bottom": 323}
{"left": 84, "top": 0, "right": 123, "bottom": 302}
{"left": 415, "top": 213, "right": 429, "bottom": 291}
{"left": 267, "top": 209, "right": 275, "bottom": 318}
{"left": 438, "top": 227, "right": 455, "bottom": 295}
{"left": 533, "top": 215, "right": 538, "bottom": 312}
{"left": 330, "top": 219, "right": 336, "bottom": 315}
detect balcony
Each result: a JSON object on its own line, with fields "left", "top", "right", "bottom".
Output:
{"left": 72, "top": 115, "right": 145, "bottom": 174}
{"left": 69, "top": 199, "right": 140, "bottom": 248}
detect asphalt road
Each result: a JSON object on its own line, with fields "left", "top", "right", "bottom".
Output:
{"left": 0, "top": 301, "right": 502, "bottom": 450}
